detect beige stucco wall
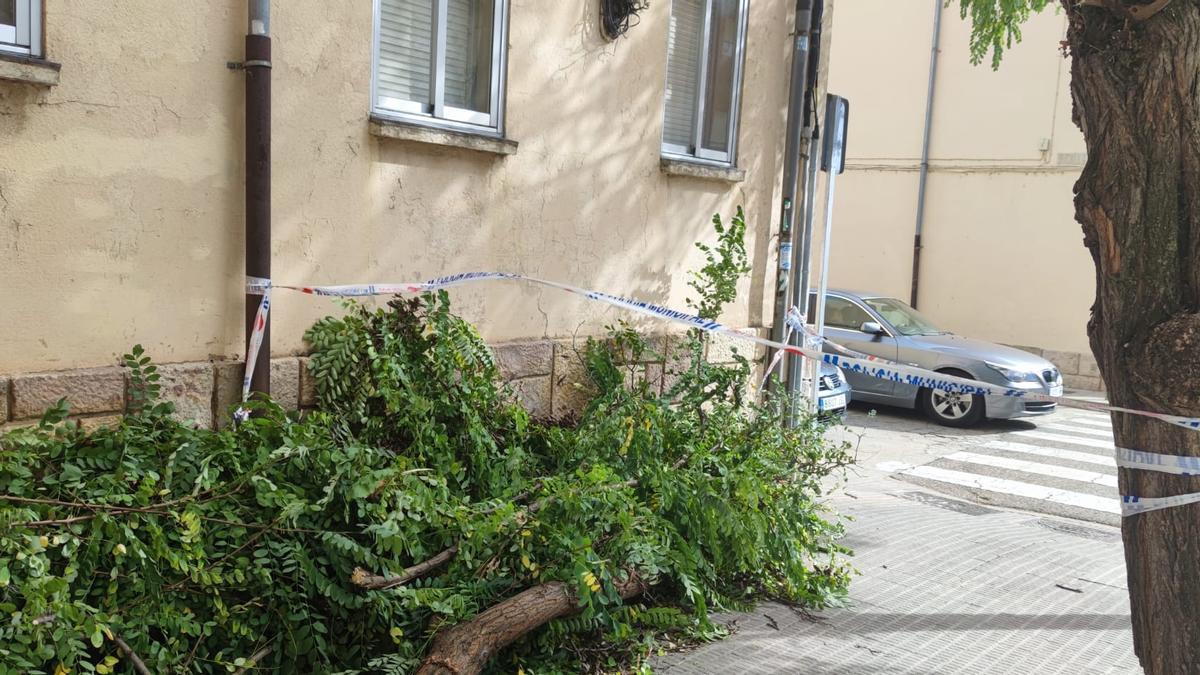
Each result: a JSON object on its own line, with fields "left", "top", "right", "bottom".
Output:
{"left": 0, "top": 1, "right": 797, "bottom": 374}
{"left": 822, "top": 1, "right": 1094, "bottom": 355}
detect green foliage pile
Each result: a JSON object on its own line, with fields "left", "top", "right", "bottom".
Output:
{"left": 0, "top": 211, "right": 852, "bottom": 674}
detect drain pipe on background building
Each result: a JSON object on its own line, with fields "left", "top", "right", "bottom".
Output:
{"left": 910, "top": 0, "right": 942, "bottom": 309}
{"left": 766, "top": 0, "right": 816, "bottom": 394}
{"left": 785, "top": 0, "right": 823, "bottom": 425}
{"left": 244, "top": 0, "right": 272, "bottom": 396}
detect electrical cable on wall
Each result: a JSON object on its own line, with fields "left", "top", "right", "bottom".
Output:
{"left": 600, "top": 0, "right": 650, "bottom": 40}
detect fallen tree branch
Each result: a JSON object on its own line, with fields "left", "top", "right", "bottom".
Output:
{"left": 351, "top": 545, "right": 460, "bottom": 590}
{"left": 113, "top": 635, "right": 152, "bottom": 675}
{"left": 23, "top": 514, "right": 99, "bottom": 527}
{"left": 416, "top": 571, "right": 647, "bottom": 675}
{"left": 231, "top": 644, "right": 274, "bottom": 674}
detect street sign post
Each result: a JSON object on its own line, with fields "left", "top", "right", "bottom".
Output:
{"left": 806, "top": 94, "right": 849, "bottom": 415}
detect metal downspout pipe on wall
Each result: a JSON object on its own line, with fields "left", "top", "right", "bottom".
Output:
{"left": 767, "top": 0, "right": 816, "bottom": 392}
{"left": 910, "top": 0, "right": 942, "bottom": 309}
{"left": 784, "top": 0, "right": 824, "bottom": 424}
{"left": 244, "top": 0, "right": 272, "bottom": 396}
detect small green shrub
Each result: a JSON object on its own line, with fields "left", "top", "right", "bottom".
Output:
{"left": 0, "top": 209, "right": 852, "bottom": 674}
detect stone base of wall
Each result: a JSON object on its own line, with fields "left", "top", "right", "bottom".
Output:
{"left": 0, "top": 330, "right": 769, "bottom": 431}
{"left": 1006, "top": 345, "right": 1105, "bottom": 392}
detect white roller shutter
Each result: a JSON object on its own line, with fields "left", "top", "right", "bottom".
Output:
{"left": 663, "top": 0, "right": 703, "bottom": 148}
{"left": 378, "top": 0, "right": 435, "bottom": 107}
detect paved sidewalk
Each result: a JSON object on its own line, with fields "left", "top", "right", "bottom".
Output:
{"left": 653, "top": 408, "right": 1141, "bottom": 674}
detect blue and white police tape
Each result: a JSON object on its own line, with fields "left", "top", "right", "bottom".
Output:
{"left": 1115, "top": 448, "right": 1200, "bottom": 517}
{"left": 1121, "top": 493, "right": 1200, "bottom": 517}
{"left": 238, "top": 271, "right": 1200, "bottom": 515}
{"left": 1116, "top": 447, "right": 1200, "bottom": 476}
{"left": 242, "top": 272, "right": 1200, "bottom": 433}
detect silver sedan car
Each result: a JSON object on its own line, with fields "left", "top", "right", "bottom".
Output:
{"left": 809, "top": 290, "right": 1063, "bottom": 427}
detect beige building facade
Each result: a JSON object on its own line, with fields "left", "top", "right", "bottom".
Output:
{"left": 0, "top": 1, "right": 809, "bottom": 428}
{"left": 823, "top": 1, "right": 1102, "bottom": 389}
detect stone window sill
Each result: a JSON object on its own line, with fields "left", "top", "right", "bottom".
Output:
{"left": 660, "top": 157, "right": 745, "bottom": 183}
{"left": 0, "top": 52, "right": 60, "bottom": 86}
{"left": 369, "top": 115, "right": 517, "bottom": 156}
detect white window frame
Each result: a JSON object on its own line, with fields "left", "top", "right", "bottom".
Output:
{"left": 371, "top": 0, "right": 509, "bottom": 136}
{"left": 0, "top": 0, "right": 41, "bottom": 57}
{"left": 661, "top": 0, "right": 749, "bottom": 167}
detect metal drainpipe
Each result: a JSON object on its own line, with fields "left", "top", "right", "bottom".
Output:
{"left": 785, "top": 0, "right": 823, "bottom": 424}
{"left": 910, "top": 0, "right": 941, "bottom": 309}
{"left": 767, "top": 0, "right": 816, "bottom": 392}
{"left": 244, "top": 0, "right": 272, "bottom": 396}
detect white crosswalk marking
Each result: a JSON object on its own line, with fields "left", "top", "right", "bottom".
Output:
{"left": 899, "top": 465, "right": 1121, "bottom": 514}
{"left": 886, "top": 413, "right": 1126, "bottom": 525}
{"left": 942, "top": 451, "right": 1118, "bottom": 488}
{"left": 1039, "top": 422, "right": 1115, "bottom": 438}
{"left": 982, "top": 440, "right": 1115, "bottom": 467}
{"left": 1014, "top": 429, "right": 1116, "bottom": 450}
{"left": 1065, "top": 416, "right": 1113, "bottom": 429}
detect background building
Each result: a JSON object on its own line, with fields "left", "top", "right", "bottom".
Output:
{"left": 0, "top": 1, "right": 812, "bottom": 428}
{"left": 823, "top": 1, "right": 1102, "bottom": 389}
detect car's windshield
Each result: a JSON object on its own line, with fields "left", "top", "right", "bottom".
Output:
{"left": 862, "top": 297, "right": 946, "bottom": 336}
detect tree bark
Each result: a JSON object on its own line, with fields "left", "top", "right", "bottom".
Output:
{"left": 1065, "top": 1, "right": 1200, "bottom": 672}
{"left": 350, "top": 546, "right": 459, "bottom": 590}
{"left": 415, "top": 572, "right": 646, "bottom": 675}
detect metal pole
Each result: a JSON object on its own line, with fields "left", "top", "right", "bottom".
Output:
{"left": 809, "top": 97, "right": 847, "bottom": 413}
{"left": 788, "top": 132, "right": 822, "bottom": 423}
{"left": 809, "top": 168, "right": 838, "bottom": 413}
{"left": 785, "top": 0, "right": 823, "bottom": 423}
{"left": 910, "top": 0, "right": 942, "bottom": 309}
{"left": 244, "top": 0, "right": 272, "bottom": 396}
{"left": 767, "top": 0, "right": 815, "bottom": 391}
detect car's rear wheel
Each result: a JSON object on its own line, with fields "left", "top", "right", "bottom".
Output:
{"left": 920, "top": 371, "right": 985, "bottom": 427}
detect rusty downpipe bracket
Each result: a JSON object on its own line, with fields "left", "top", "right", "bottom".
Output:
{"left": 244, "top": 1, "right": 272, "bottom": 398}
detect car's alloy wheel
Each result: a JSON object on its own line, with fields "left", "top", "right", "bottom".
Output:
{"left": 920, "top": 375, "right": 985, "bottom": 427}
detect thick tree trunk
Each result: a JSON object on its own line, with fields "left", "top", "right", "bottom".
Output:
{"left": 415, "top": 573, "right": 646, "bottom": 675}
{"left": 1065, "top": 2, "right": 1200, "bottom": 672}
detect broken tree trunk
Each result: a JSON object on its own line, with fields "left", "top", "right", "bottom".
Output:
{"left": 415, "top": 572, "right": 647, "bottom": 675}
{"left": 1063, "top": 1, "right": 1200, "bottom": 672}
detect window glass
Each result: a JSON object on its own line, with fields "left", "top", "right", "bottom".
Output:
{"left": 375, "top": 0, "right": 503, "bottom": 129}
{"left": 661, "top": 0, "right": 746, "bottom": 162}
{"left": 823, "top": 297, "right": 874, "bottom": 331}
{"left": 862, "top": 297, "right": 945, "bottom": 336}
{"left": 444, "top": 0, "right": 494, "bottom": 114}
{"left": 378, "top": 0, "right": 435, "bottom": 107}
{"left": 701, "top": 0, "right": 739, "bottom": 153}
{"left": 0, "top": 0, "right": 15, "bottom": 27}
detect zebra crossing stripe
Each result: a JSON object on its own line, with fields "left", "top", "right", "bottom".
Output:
{"left": 942, "top": 452, "right": 1118, "bottom": 488}
{"left": 982, "top": 440, "right": 1115, "bottom": 467}
{"left": 900, "top": 465, "right": 1121, "bottom": 514}
{"left": 1039, "top": 423, "right": 1115, "bottom": 439}
{"left": 1014, "top": 430, "right": 1116, "bottom": 450}
{"left": 1065, "top": 416, "right": 1113, "bottom": 429}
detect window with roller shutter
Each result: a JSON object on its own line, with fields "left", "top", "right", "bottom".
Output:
{"left": 662, "top": 0, "right": 748, "bottom": 166}
{"left": 0, "top": 0, "right": 41, "bottom": 57}
{"left": 372, "top": 0, "right": 507, "bottom": 134}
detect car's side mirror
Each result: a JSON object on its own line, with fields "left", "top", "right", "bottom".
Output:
{"left": 860, "top": 321, "right": 885, "bottom": 335}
